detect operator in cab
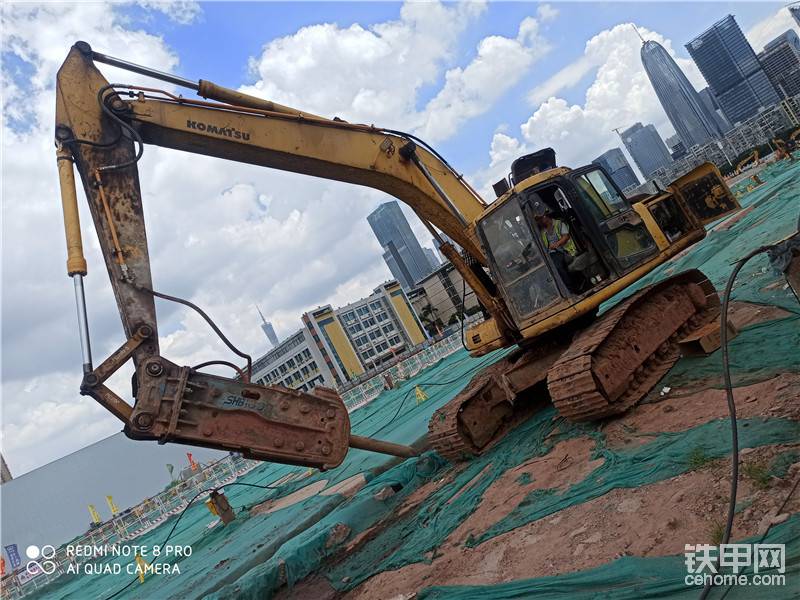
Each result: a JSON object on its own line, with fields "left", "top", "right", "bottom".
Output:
{"left": 534, "top": 207, "right": 578, "bottom": 292}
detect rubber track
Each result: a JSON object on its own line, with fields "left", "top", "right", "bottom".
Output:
{"left": 548, "top": 271, "right": 719, "bottom": 422}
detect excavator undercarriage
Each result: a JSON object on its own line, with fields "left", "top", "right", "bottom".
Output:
{"left": 429, "top": 270, "right": 719, "bottom": 462}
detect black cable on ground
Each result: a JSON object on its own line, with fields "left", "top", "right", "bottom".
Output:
{"left": 698, "top": 244, "right": 776, "bottom": 600}
{"left": 102, "top": 480, "right": 279, "bottom": 600}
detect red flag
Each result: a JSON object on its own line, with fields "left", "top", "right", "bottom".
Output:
{"left": 187, "top": 452, "right": 198, "bottom": 471}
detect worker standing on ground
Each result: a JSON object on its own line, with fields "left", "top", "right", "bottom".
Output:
{"left": 534, "top": 210, "right": 578, "bottom": 291}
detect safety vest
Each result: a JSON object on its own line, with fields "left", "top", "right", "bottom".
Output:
{"left": 541, "top": 219, "right": 577, "bottom": 256}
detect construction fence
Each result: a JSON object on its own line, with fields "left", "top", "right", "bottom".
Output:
{"left": 340, "top": 328, "right": 467, "bottom": 411}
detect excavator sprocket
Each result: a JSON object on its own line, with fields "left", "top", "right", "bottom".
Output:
{"left": 428, "top": 270, "right": 719, "bottom": 462}
{"left": 548, "top": 270, "right": 719, "bottom": 421}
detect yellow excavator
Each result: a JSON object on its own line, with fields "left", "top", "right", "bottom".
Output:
{"left": 54, "top": 42, "right": 739, "bottom": 467}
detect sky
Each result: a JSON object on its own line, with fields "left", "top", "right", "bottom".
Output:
{"left": 1, "top": 1, "right": 796, "bottom": 476}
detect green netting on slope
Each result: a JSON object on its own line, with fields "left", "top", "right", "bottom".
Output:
{"left": 770, "top": 450, "right": 800, "bottom": 479}
{"left": 318, "top": 414, "right": 797, "bottom": 593}
{"left": 205, "top": 453, "right": 448, "bottom": 600}
{"left": 418, "top": 514, "right": 800, "bottom": 600}
{"left": 470, "top": 416, "right": 800, "bottom": 547}
{"left": 661, "top": 315, "right": 800, "bottom": 390}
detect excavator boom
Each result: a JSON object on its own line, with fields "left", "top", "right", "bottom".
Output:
{"left": 54, "top": 42, "right": 515, "bottom": 469}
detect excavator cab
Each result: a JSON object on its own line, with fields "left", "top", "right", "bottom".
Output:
{"left": 477, "top": 152, "right": 737, "bottom": 332}
{"left": 479, "top": 161, "right": 657, "bottom": 324}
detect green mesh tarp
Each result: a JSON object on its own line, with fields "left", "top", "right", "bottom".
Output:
{"left": 33, "top": 161, "right": 800, "bottom": 600}
{"left": 419, "top": 514, "right": 800, "bottom": 599}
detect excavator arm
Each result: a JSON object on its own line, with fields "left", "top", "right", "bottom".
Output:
{"left": 54, "top": 42, "right": 513, "bottom": 469}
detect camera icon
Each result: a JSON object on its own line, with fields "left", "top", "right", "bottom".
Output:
{"left": 25, "top": 544, "right": 57, "bottom": 575}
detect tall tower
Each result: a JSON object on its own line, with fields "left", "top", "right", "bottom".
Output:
{"left": 641, "top": 40, "right": 723, "bottom": 149}
{"left": 686, "top": 15, "right": 780, "bottom": 126}
{"left": 758, "top": 30, "right": 800, "bottom": 99}
{"left": 256, "top": 306, "right": 279, "bottom": 347}
{"left": 790, "top": 4, "right": 800, "bottom": 28}
{"left": 367, "top": 201, "right": 432, "bottom": 290}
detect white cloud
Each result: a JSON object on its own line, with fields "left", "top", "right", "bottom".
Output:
{"left": 241, "top": 1, "right": 487, "bottom": 126}
{"left": 536, "top": 3, "right": 559, "bottom": 24}
{"left": 470, "top": 132, "right": 531, "bottom": 199}
{"left": 418, "top": 16, "right": 552, "bottom": 141}
{"left": 241, "top": 1, "right": 554, "bottom": 142}
{"left": 746, "top": 6, "right": 798, "bottom": 51}
{"left": 528, "top": 54, "right": 596, "bottom": 106}
{"left": 136, "top": 0, "right": 202, "bottom": 25}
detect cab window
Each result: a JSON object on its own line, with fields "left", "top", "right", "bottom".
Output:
{"left": 481, "top": 199, "right": 560, "bottom": 321}
{"left": 574, "top": 170, "right": 628, "bottom": 220}
{"left": 574, "top": 168, "right": 656, "bottom": 268}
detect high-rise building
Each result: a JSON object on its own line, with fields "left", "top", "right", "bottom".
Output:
{"left": 256, "top": 305, "right": 279, "bottom": 347}
{"left": 641, "top": 40, "right": 724, "bottom": 149}
{"left": 382, "top": 241, "right": 415, "bottom": 290}
{"left": 791, "top": 5, "right": 800, "bottom": 28}
{"left": 758, "top": 30, "right": 800, "bottom": 99}
{"left": 592, "top": 148, "right": 640, "bottom": 191}
{"left": 665, "top": 134, "right": 688, "bottom": 160}
{"left": 686, "top": 15, "right": 780, "bottom": 126}
{"left": 423, "top": 247, "right": 441, "bottom": 270}
{"left": 368, "top": 201, "right": 433, "bottom": 290}
{"left": 619, "top": 122, "right": 673, "bottom": 180}
{"left": 698, "top": 87, "right": 733, "bottom": 132}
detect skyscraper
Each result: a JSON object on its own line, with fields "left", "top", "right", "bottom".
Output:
{"left": 423, "top": 247, "right": 441, "bottom": 270}
{"left": 641, "top": 40, "right": 723, "bottom": 149}
{"left": 382, "top": 240, "right": 415, "bottom": 290}
{"left": 686, "top": 15, "right": 780, "bottom": 126}
{"left": 592, "top": 148, "right": 640, "bottom": 191}
{"left": 758, "top": 30, "right": 800, "bottom": 99}
{"left": 256, "top": 305, "right": 279, "bottom": 347}
{"left": 619, "top": 122, "right": 673, "bottom": 180}
{"left": 368, "top": 201, "right": 432, "bottom": 290}
{"left": 791, "top": 5, "right": 800, "bottom": 28}
{"left": 665, "top": 134, "right": 687, "bottom": 160}
{"left": 698, "top": 87, "right": 733, "bottom": 132}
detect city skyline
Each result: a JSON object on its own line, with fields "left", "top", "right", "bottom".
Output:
{"left": 595, "top": 11, "right": 795, "bottom": 184}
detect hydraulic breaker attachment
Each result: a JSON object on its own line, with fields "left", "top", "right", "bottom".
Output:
{"left": 80, "top": 328, "right": 416, "bottom": 470}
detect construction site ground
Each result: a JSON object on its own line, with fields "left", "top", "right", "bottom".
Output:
{"left": 32, "top": 158, "right": 800, "bottom": 600}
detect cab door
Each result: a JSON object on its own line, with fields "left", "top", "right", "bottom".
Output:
{"left": 668, "top": 162, "right": 740, "bottom": 225}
